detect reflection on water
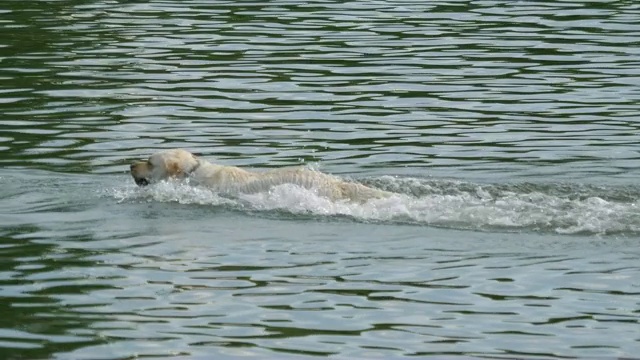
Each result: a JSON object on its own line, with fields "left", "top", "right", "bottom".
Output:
{"left": 1, "top": 171, "right": 639, "bottom": 358}
{"left": 2, "top": 0, "right": 640, "bottom": 358}
{"left": 2, "top": 0, "right": 640, "bottom": 179}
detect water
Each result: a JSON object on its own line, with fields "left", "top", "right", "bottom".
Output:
{"left": 1, "top": 0, "right": 640, "bottom": 358}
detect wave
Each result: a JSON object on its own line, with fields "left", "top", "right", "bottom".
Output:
{"left": 106, "top": 176, "right": 640, "bottom": 235}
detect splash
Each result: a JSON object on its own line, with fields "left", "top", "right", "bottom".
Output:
{"left": 106, "top": 176, "right": 640, "bottom": 235}
{"left": 108, "top": 180, "right": 236, "bottom": 206}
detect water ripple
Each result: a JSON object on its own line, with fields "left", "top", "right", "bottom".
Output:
{"left": 0, "top": 0, "right": 638, "bottom": 181}
{"left": 2, "top": 0, "right": 640, "bottom": 358}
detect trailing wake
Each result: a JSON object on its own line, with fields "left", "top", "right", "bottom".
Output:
{"left": 108, "top": 176, "right": 640, "bottom": 235}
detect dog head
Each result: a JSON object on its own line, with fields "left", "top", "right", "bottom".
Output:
{"left": 130, "top": 149, "right": 200, "bottom": 186}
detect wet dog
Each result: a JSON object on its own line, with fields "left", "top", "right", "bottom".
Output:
{"left": 130, "top": 149, "right": 392, "bottom": 202}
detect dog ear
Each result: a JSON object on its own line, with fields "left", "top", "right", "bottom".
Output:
{"left": 167, "top": 161, "right": 184, "bottom": 178}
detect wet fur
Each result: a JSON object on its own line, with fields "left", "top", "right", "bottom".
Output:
{"left": 130, "top": 149, "right": 392, "bottom": 202}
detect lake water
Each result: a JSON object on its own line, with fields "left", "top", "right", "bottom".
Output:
{"left": 1, "top": 0, "right": 639, "bottom": 358}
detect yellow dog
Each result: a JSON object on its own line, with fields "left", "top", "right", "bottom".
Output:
{"left": 131, "top": 149, "right": 392, "bottom": 202}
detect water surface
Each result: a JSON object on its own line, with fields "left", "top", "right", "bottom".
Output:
{"left": 1, "top": 0, "right": 639, "bottom": 358}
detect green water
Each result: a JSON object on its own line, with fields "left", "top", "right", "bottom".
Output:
{"left": 1, "top": 1, "right": 639, "bottom": 358}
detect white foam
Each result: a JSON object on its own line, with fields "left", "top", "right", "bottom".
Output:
{"left": 105, "top": 177, "right": 640, "bottom": 235}
{"left": 106, "top": 180, "right": 235, "bottom": 206}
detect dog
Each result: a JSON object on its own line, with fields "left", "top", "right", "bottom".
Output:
{"left": 130, "top": 149, "right": 392, "bottom": 202}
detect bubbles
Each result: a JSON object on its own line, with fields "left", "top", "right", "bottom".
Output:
{"left": 105, "top": 177, "right": 640, "bottom": 235}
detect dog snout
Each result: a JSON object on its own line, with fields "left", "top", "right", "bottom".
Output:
{"left": 130, "top": 161, "right": 144, "bottom": 172}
